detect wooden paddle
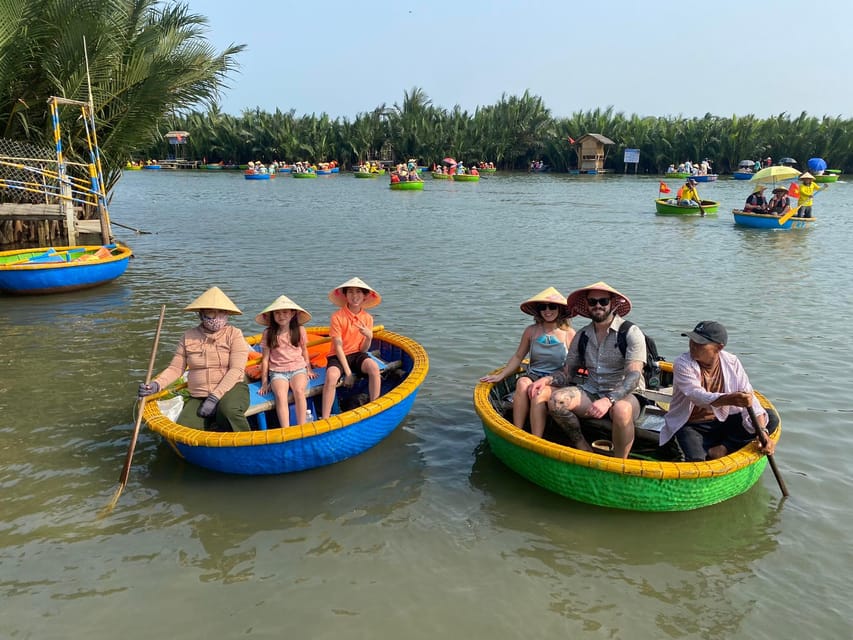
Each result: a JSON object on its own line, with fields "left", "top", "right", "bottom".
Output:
{"left": 105, "top": 304, "right": 166, "bottom": 512}
{"left": 693, "top": 184, "right": 705, "bottom": 217}
{"left": 747, "top": 405, "right": 789, "bottom": 497}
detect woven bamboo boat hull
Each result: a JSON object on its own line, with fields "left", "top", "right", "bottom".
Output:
{"left": 452, "top": 174, "right": 480, "bottom": 181}
{"left": 473, "top": 362, "right": 781, "bottom": 511}
{"left": 431, "top": 172, "right": 451, "bottom": 179}
{"left": 814, "top": 174, "right": 838, "bottom": 183}
{"left": 389, "top": 181, "right": 423, "bottom": 190}
{"left": 0, "top": 244, "right": 132, "bottom": 294}
{"left": 732, "top": 209, "right": 815, "bottom": 229}
{"left": 144, "top": 329, "right": 428, "bottom": 475}
{"left": 292, "top": 172, "right": 317, "bottom": 178}
{"left": 354, "top": 172, "right": 377, "bottom": 178}
{"left": 655, "top": 198, "right": 719, "bottom": 215}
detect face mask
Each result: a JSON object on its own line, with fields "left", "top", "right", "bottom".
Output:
{"left": 200, "top": 312, "right": 228, "bottom": 332}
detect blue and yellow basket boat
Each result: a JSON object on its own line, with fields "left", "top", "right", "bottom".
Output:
{"left": 0, "top": 244, "right": 133, "bottom": 295}
{"left": 143, "top": 327, "right": 428, "bottom": 475}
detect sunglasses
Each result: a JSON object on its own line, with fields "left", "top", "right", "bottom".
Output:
{"left": 587, "top": 297, "right": 611, "bottom": 307}
{"left": 538, "top": 303, "right": 560, "bottom": 311}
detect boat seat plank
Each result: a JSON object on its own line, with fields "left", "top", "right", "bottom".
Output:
{"left": 245, "top": 352, "right": 402, "bottom": 422}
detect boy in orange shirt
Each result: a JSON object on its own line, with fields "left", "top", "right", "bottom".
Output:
{"left": 321, "top": 277, "right": 382, "bottom": 418}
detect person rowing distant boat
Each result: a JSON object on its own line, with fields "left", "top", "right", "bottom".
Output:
{"left": 677, "top": 178, "right": 700, "bottom": 207}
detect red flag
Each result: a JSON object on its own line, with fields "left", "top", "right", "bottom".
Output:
{"left": 659, "top": 181, "right": 671, "bottom": 194}
{"left": 787, "top": 182, "right": 799, "bottom": 198}
{"left": 567, "top": 136, "right": 576, "bottom": 144}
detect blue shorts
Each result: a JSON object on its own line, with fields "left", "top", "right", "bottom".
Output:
{"left": 269, "top": 368, "right": 307, "bottom": 382}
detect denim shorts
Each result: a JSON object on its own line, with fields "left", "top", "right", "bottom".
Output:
{"left": 269, "top": 368, "right": 307, "bottom": 382}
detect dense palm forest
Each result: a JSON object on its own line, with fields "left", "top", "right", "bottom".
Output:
{"left": 2, "top": 0, "right": 850, "bottom": 195}
{"left": 145, "top": 88, "right": 853, "bottom": 174}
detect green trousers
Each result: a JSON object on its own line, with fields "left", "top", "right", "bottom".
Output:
{"left": 177, "top": 381, "right": 251, "bottom": 432}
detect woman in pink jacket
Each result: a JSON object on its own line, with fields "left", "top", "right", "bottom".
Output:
{"left": 138, "top": 286, "right": 250, "bottom": 431}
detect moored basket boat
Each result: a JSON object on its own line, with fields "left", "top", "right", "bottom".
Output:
{"left": 655, "top": 198, "right": 719, "bottom": 215}
{"left": 389, "top": 181, "right": 424, "bottom": 190}
{"left": 0, "top": 244, "right": 133, "bottom": 295}
{"left": 732, "top": 209, "right": 815, "bottom": 229}
{"left": 473, "top": 362, "right": 781, "bottom": 511}
{"left": 143, "top": 327, "right": 429, "bottom": 475}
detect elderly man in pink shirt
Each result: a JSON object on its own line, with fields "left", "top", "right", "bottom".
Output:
{"left": 660, "top": 321, "right": 774, "bottom": 461}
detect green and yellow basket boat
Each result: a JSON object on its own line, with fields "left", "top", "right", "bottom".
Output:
{"left": 655, "top": 198, "right": 719, "bottom": 215}
{"left": 452, "top": 174, "right": 480, "bottom": 182}
{"left": 473, "top": 361, "right": 781, "bottom": 511}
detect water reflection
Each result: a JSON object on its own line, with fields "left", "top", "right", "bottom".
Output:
{"left": 468, "top": 441, "right": 782, "bottom": 637}
{"left": 113, "top": 424, "right": 428, "bottom": 583}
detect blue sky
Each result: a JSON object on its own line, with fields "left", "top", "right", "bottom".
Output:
{"left": 184, "top": 0, "right": 852, "bottom": 121}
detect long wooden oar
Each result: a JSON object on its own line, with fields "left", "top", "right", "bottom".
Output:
{"left": 105, "top": 304, "right": 166, "bottom": 511}
{"left": 111, "top": 220, "right": 153, "bottom": 234}
{"left": 747, "top": 405, "right": 789, "bottom": 497}
{"left": 694, "top": 184, "right": 706, "bottom": 217}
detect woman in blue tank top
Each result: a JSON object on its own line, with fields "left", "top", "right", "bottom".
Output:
{"left": 480, "top": 287, "right": 575, "bottom": 438}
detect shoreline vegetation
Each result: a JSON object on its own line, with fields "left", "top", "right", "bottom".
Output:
{"left": 1, "top": 0, "right": 849, "bottom": 214}
{"left": 146, "top": 89, "right": 853, "bottom": 176}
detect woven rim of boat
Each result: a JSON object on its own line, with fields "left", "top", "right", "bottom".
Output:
{"left": 731, "top": 208, "right": 816, "bottom": 221}
{"left": 143, "top": 328, "right": 429, "bottom": 447}
{"left": 0, "top": 244, "right": 132, "bottom": 270}
{"left": 473, "top": 374, "right": 780, "bottom": 481}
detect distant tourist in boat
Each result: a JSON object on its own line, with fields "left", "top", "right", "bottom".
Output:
{"left": 470, "top": 166, "right": 479, "bottom": 176}
{"left": 666, "top": 164, "right": 676, "bottom": 174}
{"left": 137, "top": 287, "right": 250, "bottom": 432}
{"left": 796, "top": 173, "right": 821, "bottom": 218}
{"left": 677, "top": 162, "right": 686, "bottom": 173}
{"left": 456, "top": 162, "right": 465, "bottom": 175}
{"left": 530, "top": 282, "right": 647, "bottom": 459}
{"left": 255, "top": 295, "right": 317, "bottom": 427}
{"left": 480, "top": 288, "right": 575, "bottom": 438}
{"left": 753, "top": 160, "right": 761, "bottom": 172}
{"left": 658, "top": 321, "right": 772, "bottom": 462}
{"left": 767, "top": 187, "right": 790, "bottom": 216}
{"left": 677, "top": 178, "right": 700, "bottom": 206}
{"left": 743, "top": 184, "right": 769, "bottom": 213}
{"left": 321, "top": 278, "right": 383, "bottom": 420}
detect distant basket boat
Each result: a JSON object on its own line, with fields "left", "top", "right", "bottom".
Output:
{"left": 473, "top": 361, "right": 782, "bottom": 511}
{"left": 732, "top": 209, "right": 815, "bottom": 229}
{"left": 690, "top": 174, "right": 718, "bottom": 182}
{"left": 143, "top": 327, "right": 428, "bottom": 475}
{"left": 655, "top": 198, "right": 719, "bottom": 215}
{"left": 142, "top": 164, "right": 161, "bottom": 170}
{"left": 0, "top": 244, "right": 133, "bottom": 295}
{"left": 390, "top": 181, "right": 424, "bottom": 190}
{"left": 452, "top": 174, "right": 480, "bottom": 182}
{"left": 244, "top": 171, "right": 270, "bottom": 180}
{"left": 354, "top": 171, "right": 377, "bottom": 178}
{"left": 292, "top": 171, "right": 317, "bottom": 178}
{"left": 814, "top": 173, "right": 838, "bottom": 183}
{"left": 431, "top": 172, "right": 451, "bottom": 180}
{"left": 732, "top": 171, "right": 753, "bottom": 180}
{"left": 478, "top": 167, "right": 497, "bottom": 174}
{"left": 664, "top": 172, "right": 690, "bottom": 179}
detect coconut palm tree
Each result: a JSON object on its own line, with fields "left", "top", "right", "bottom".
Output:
{"left": 0, "top": 0, "right": 243, "bottom": 193}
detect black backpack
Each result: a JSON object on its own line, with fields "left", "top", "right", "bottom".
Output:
{"left": 576, "top": 320, "right": 665, "bottom": 389}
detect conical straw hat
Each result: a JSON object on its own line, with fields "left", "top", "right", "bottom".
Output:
{"left": 519, "top": 287, "right": 570, "bottom": 317}
{"left": 254, "top": 295, "right": 312, "bottom": 326}
{"left": 183, "top": 286, "right": 242, "bottom": 314}
{"left": 565, "top": 281, "right": 631, "bottom": 318}
{"left": 328, "top": 277, "right": 381, "bottom": 308}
